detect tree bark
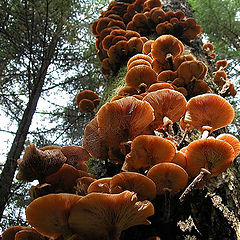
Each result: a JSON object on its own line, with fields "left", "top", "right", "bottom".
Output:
{"left": 0, "top": 23, "right": 63, "bottom": 221}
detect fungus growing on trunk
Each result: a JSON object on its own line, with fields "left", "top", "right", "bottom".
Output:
{"left": 182, "top": 93, "right": 235, "bottom": 139}
{"left": 143, "top": 89, "right": 187, "bottom": 134}
{"left": 122, "top": 135, "right": 176, "bottom": 171}
{"left": 110, "top": 172, "right": 156, "bottom": 200}
{"left": 147, "top": 162, "right": 188, "bottom": 195}
{"left": 68, "top": 191, "right": 154, "bottom": 240}
{"left": 16, "top": 144, "right": 66, "bottom": 182}
{"left": 26, "top": 193, "right": 82, "bottom": 239}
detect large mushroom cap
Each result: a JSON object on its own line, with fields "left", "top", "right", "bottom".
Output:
{"left": 122, "top": 135, "right": 176, "bottom": 171}
{"left": 26, "top": 193, "right": 82, "bottom": 238}
{"left": 185, "top": 139, "right": 235, "bottom": 178}
{"left": 143, "top": 89, "right": 187, "bottom": 130}
{"left": 68, "top": 191, "right": 154, "bottom": 240}
{"left": 97, "top": 97, "right": 154, "bottom": 148}
{"left": 110, "top": 172, "right": 156, "bottom": 200}
{"left": 183, "top": 93, "right": 235, "bottom": 133}
{"left": 147, "top": 162, "right": 189, "bottom": 195}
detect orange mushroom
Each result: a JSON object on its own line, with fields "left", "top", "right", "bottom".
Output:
{"left": 68, "top": 191, "right": 154, "bottom": 240}
{"left": 110, "top": 172, "right": 156, "bottom": 200}
{"left": 182, "top": 93, "right": 235, "bottom": 139}
{"left": 122, "top": 135, "right": 176, "bottom": 171}
{"left": 26, "top": 193, "right": 82, "bottom": 239}
{"left": 143, "top": 89, "right": 187, "bottom": 134}
{"left": 147, "top": 162, "right": 188, "bottom": 195}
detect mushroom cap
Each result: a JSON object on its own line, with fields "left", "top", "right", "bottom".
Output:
{"left": 216, "top": 60, "right": 228, "bottom": 70}
{"left": 15, "top": 230, "right": 44, "bottom": 240}
{"left": 61, "top": 145, "right": 90, "bottom": 170}
{"left": 127, "top": 59, "right": 152, "bottom": 70}
{"left": 26, "top": 193, "right": 82, "bottom": 238}
{"left": 203, "top": 43, "right": 214, "bottom": 53}
{"left": 87, "top": 177, "right": 112, "bottom": 194}
{"left": 110, "top": 172, "right": 156, "bottom": 200}
{"left": 117, "top": 86, "right": 138, "bottom": 96}
{"left": 183, "top": 93, "right": 235, "bottom": 132}
{"left": 16, "top": 144, "right": 66, "bottom": 181}
{"left": 172, "top": 151, "right": 187, "bottom": 169}
{"left": 75, "top": 177, "right": 96, "bottom": 196}
{"left": 151, "top": 35, "right": 184, "bottom": 63}
{"left": 78, "top": 99, "right": 95, "bottom": 113}
{"left": 123, "top": 135, "right": 176, "bottom": 171}
{"left": 185, "top": 139, "right": 235, "bottom": 178}
{"left": 68, "top": 191, "right": 154, "bottom": 240}
{"left": 82, "top": 117, "right": 108, "bottom": 160}
{"left": 97, "top": 97, "right": 154, "bottom": 148}
{"left": 75, "top": 90, "right": 99, "bottom": 105}
{"left": 143, "top": 89, "right": 187, "bottom": 129}
{"left": 125, "top": 65, "right": 157, "bottom": 89}
{"left": 2, "top": 226, "right": 34, "bottom": 240}
{"left": 127, "top": 54, "right": 153, "bottom": 68}
{"left": 216, "top": 134, "right": 240, "bottom": 158}
{"left": 147, "top": 162, "right": 189, "bottom": 195}
{"left": 147, "top": 83, "right": 174, "bottom": 92}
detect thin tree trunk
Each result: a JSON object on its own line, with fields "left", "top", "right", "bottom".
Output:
{"left": 0, "top": 23, "right": 63, "bottom": 221}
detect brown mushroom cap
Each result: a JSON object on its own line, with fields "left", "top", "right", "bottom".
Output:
{"left": 15, "top": 230, "right": 44, "bottom": 240}
{"left": 147, "top": 83, "right": 174, "bottom": 92}
{"left": 125, "top": 65, "right": 157, "bottom": 89}
{"left": 203, "top": 43, "right": 214, "bottom": 53}
{"left": 97, "top": 97, "right": 154, "bottom": 148}
{"left": 16, "top": 144, "right": 66, "bottom": 182}
{"left": 75, "top": 90, "right": 99, "bottom": 105}
{"left": 122, "top": 135, "right": 176, "bottom": 171}
{"left": 2, "top": 226, "right": 34, "bottom": 240}
{"left": 78, "top": 99, "right": 95, "bottom": 113}
{"left": 172, "top": 151, "right": 187, "bottom": 169}
{"left": 26, "top": 193, "right": 82, "bottom": 238}
{"left": 151, "top": 35, "right": 184, "bottom": 63}
{"left": 75, "top": 177, "right": 96, "bottom": 196}
{"left": 68, "top": 191, "right": 154, "bottom": 240}
{"left": 82, "top": 117, "right": 108, "bottom": 160}
{"left": 143, "top": 89, "right": 187, "bottom": 130}
{"left": 185, "top": 139, "right": 235, "bottom": 178}
{"left": 183, "top": 93, "right": 235, "bottom": 133}
{"left": 216, "top": 134, "right": 240, "bottom": 158}
{"left": 61, "top": 146, "right": 90, "bottom": 170}
{"left": 110, "top": 172, "right": 156, "bottom": 200}
{"left": 87, "top": 177, "right": 112, "bottom": 194}
{"left": 147, "top": 162, "right": 189, "bottom": 195}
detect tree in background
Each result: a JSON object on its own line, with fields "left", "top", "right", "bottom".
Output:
{"left": 0, "top": 0, "right": 108, "bottom": 225}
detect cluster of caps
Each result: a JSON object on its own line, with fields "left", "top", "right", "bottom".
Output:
{"left": 93, "top": 0, "right": 201, "bottom": 75}
{"left": 75, "top": 90, "right": 100, "bottom": 113}
{"left": 112, "top": 35, "right": 209, "bottom": 99}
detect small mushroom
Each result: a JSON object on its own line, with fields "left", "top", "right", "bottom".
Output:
{"left": 87, "top": 177, "right": 112, "bottom": 194}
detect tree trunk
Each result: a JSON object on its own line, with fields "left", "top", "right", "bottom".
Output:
{"left": 0, "top": 23, "right": 63, "bottom": 221}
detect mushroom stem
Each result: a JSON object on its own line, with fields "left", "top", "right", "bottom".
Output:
{"left": 163, "top": 116, "right": 174, "bottom": 137}
{"left": 179, "top": 168, "right": 211, "bottom": 202}
{"left": 166, "top": 53, "right": 174, "bottom": 70}
{"left": 178, "top": 128, "right": 188, "bottom": 149}
{"left": 201, "top": 130, "right": 210, "bottom": 139}
{"left": 163, "top": 189, "right": 172, "bottom": 222}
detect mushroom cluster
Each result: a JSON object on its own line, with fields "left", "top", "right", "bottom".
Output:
{"left": 93, "top": 0, "right": 202, "bottom": 75}
{"left": 3, "top": 0, "right": 240, "bottom": 239}
{"left": 75, "top": 90, "right": 100, "bottom": 113}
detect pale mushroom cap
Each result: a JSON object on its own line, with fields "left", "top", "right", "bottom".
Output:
{"left": 110, "top": 172, "right": 157, "bottom": 200}
{"left": 147, "top": 162, "right": 189, "bottom": 195}
{"left": 123, "top": 135, "right": 176, "bottom": 170}
{"left": 26, "top": 193, "right": 82, "bottom": 238}
{"left": 68, "top": 191, "right": 154, "bottom": 240}
{"left": 185, "top": 139, "right": 235, "bottom": 178}
{"left": 143, "top": 89, "right": 187, "bottom": 129}
{"left": 183, "top": 94, "right": 235, "bottom": 132}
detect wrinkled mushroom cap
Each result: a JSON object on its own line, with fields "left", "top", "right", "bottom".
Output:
{"left": 68, "top": 191, "right": 154, "bottom": 240}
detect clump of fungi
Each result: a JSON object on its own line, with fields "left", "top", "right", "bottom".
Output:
{"left": 3, "top": 0, "right": 240, "bottom": 239}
